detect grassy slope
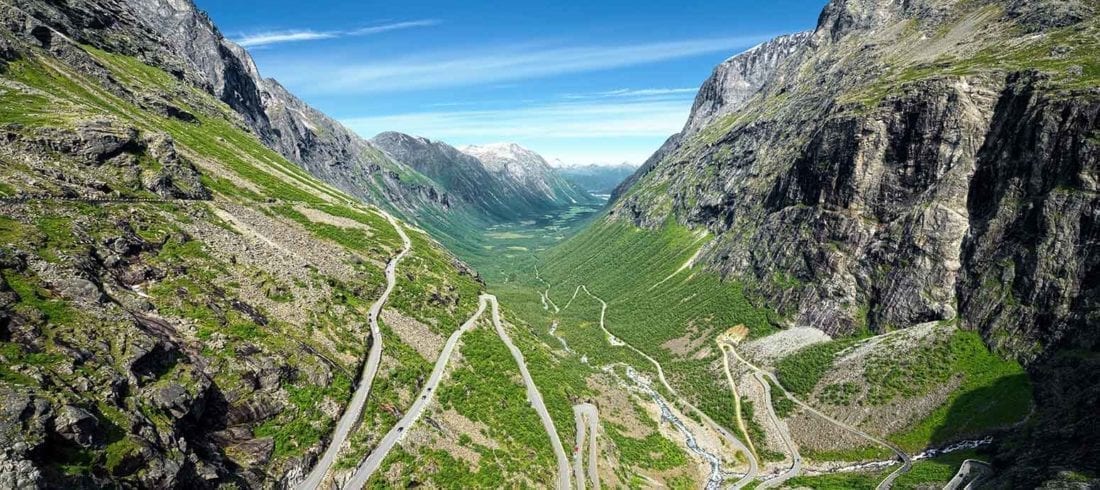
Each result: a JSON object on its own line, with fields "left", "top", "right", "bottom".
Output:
{"left": 0, "top": 41, "right": 483, "bottom": 479}
{"left": 521, "top": 217, "right": 776, "bottom": 445}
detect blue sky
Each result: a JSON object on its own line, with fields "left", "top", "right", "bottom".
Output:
{"left": 196, "top": 0, "right": 827, "bottom": 165}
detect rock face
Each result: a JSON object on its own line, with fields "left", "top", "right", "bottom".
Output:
{"left": 610, "top": 0, "right": 1098, "bottom": 484}
{"left": 684, "top": 31, "right": 813, "bottom": 133}
{"left": 8, "top": 0, "right": 452, "bottom": 218}
{"left": 371, "top": 132, "right": 597, "bottom": 221}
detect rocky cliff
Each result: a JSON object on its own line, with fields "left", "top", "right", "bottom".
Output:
{"left": 4, "top": 0, "right": 455, "bottom": 221}
{"left": 609, "top": 0, "right": 1098, "bottom": 484}
{"left": 0, "top": 1, "right": 485, "bottom": 487}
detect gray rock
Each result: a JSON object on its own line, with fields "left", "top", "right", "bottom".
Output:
{"left": 684, "top": 31, "right": 812, "bottom": 133}
{"left": 53, "top": 405, "right": 100, "bottom": 447}
{"left": 56, "top": 277, "right": 103, "bottom": 304}
{"left": 0, "top": 457, "right": 42, "bottom": 490}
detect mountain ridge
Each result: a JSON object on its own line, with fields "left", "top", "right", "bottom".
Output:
{"left": 601, "top": 0, "right": 1098, "bottom": 484}
{"left": 370, "top": 132, "right": 597, "bottom": 223}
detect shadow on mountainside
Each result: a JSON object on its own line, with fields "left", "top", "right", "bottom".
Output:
{"left": 929, "top": 372, "right": 1032, "bottom": 447}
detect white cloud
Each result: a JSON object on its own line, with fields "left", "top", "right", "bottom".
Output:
{"left": 341, "top": 98, "right": 692, "bottom": 164}
{"left": 600, "top": 88, "right": 699, "bottom": 97}
{"left": 234, "top": 20, "right": 439, "bottom": 48}
{"left": 560, "top": 87, "right": 698, "bottom": 101}
{"left": 275, "top": 35, "right": 772, "bottom": 94}
{"left": 236, "top": 31, "right": 337, "bottom": 47}
{"left": 343, "top": 99, "right": 689, "bottom": 139}
{"left": 348, "top": 20, "right": 440, "bottom": 35}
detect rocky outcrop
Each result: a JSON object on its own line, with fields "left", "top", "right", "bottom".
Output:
{"left": 2, "top": 119, "right": 210, "bottom": 200}
{"left": 684, "top": 31, "right": 812, "bottom": 133}
{"left": 610, "top": 0, "right": 1098, "bottom": 483}
{"left": 4, "top": 0, "right": 449, "bottom": 216}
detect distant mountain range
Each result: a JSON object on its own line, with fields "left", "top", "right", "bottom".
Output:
{"left": 371, "top": 133, "right": 597, "bottom": 223}
{"left": 556, "top": 163, "right": 639, "bottom": 196}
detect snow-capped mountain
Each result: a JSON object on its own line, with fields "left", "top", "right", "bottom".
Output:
{"left": 459, "top": 143, "right": 595, "bottom": 206}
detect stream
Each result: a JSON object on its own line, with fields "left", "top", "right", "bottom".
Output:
{"left": 624, "top": 366, "right": 727, "bottom": 490}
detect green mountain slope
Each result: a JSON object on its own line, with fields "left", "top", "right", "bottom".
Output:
{"left": 0, "top": 11, "right": 487, "bottom": 488}
{"left": 507, "top": 0, "right": 1097, "bottom": 487}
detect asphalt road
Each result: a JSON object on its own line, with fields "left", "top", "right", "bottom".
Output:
{"left": 344, "top": 294, "right": 571, "bottom": 489}
{"left": 572, "top": 403, "right": 600, "bottom": 490}
{"left": 296, "top": 211, "right": 411, "bottom": 490}
{"left": 342, "top": 294, "right": 489, "bottom": 488}
{"left": 725, "top": 345, "right": 912, "bottom": 490}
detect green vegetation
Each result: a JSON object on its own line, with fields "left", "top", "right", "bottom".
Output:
{"left": 890, "top": 330, "right": 1031, "bottom": 452}
{"left": 775, "top": 340, "right": 855, "bottom": 396}
{"left": 818, "top": 381, "right": 860, "bottom": 406}
{"left": 767, "top": 377, "right": 796, "bottom": 418}
{"left": 802, "top": 445, "right": 893, "bottom": 462}
{"left": 844, "top": 12, "right": 1100, "bottom": 110}
{"left": 605, "top": 423, "right": 688, "bottom": 470}
{"left": 336, "top": 319, "right": 433, "bottom": 469}
{"left": 527, "top": 218, "right": 776, "bottom": 430}
{"left": 254, "top": 372, "right": 352, "bottom": 458}
{"left": 388, "top": 226, "right": 482, "bottom": 333}
{"left": 434, "top": 326, "right": 555, "bottom": 478}
{"left": 791, "top": 448, "right": 990, "bottom": 489}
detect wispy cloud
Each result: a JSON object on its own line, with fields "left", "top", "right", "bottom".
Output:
{"left": 562, "top": 87, "right": 698, "bottom": 100}
{"left": 234, "top": 19, "right": 439, "bottom": 48}
{"left": 343, "top": 98, "right": 690, "bottom": 141}
{"left": 273, "top": 34, "right": 771, "bottom": 94}
{"left": 236, "top": 31, "right": 336, "bottom": 47}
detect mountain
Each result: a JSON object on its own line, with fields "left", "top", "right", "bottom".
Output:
{"left": 3, "top": 0, "right": 1098, "bottom": 487}
{"left": 594, "top": 0, "right": 1097, "bottom": 485}
{"left": 5, "top": 0, "right": 462, "bottom": 223}
{"left": 459, "top": 143, "right": 595, "bottom": 207}
{"left": 0, "top": 1, "right": 489, "bottom": 487}
{"left": 371, "top": 132, "right": 597, "bottom": 221}
{"left": 557, "top": 163, "right": 639, "bottom": 196}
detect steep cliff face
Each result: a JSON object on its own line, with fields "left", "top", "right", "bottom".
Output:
{"left": 614, "top": 0, "right": 1097, "bottom": 348}
{"left": 684, "top": 31, "right": 813, "bottom": 133}
{"left": 610, "top": 0, "right": 1098, "bottom": 483}
{"left": 4, "top": 0, "right": 454, "bottom": 220}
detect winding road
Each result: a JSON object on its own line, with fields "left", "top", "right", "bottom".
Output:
{"left": 718, "top": 343, "right": 759, "bottom": 460}
{"left": 488, "top": 294, "right": 573, "bottom": 489}
{"left": 296, "top": 210, "right": 411, "bottom": 490}
{"left": 342, "top": 294, "right": 571, "bottom": 489}
{"left": 342, "top": 295, "right": 488, "bottom": 488}
{"left": 576, "top": 286, "right": 759, "bottom": 488}
{"left": 724, "top": 344, "right": 912, "bottom": 490}
{"left": 717, "top": 340, "right": 803, "bottom": 488}
{"left": 572, "top": 403, "right": 601, "bottom": 490}
{"left": 750, "top": 370, "right": 802, "bottom": 488}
